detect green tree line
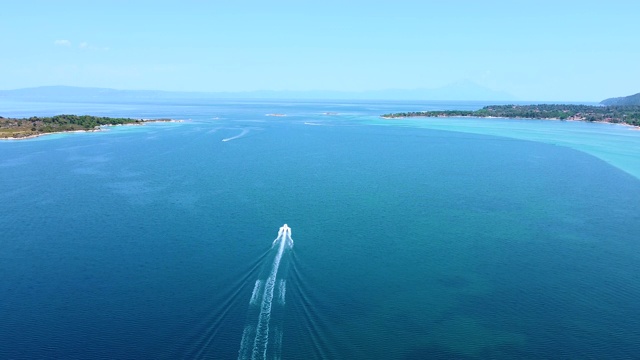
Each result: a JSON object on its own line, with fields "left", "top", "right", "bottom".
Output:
{"left": 0, "top": 115, "right": 145, "bottom": 138}
{"left": 382, "top": 105, "right": 640, "bottom": 127}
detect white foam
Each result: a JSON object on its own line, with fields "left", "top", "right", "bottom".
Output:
{"left": 222, "top": 128, "right": 249, "bottom": 142}
{"left": 251, "top": 230, "right": 289, "bottom": 359}
{"left": 250, "top": 280, "right": 262, "bottom": 306}
{"left": 277, "top": 280, "right": 286, "bottom": 306}
{"left": 238, "top": 325, "right": 254, "bottom": 360}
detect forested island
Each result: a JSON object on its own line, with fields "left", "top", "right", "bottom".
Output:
{"left": 382, "top": 104, "right": 640, "bottom": 127}
{"left": 0, "top": 115, "right": 174, "bottom": 139}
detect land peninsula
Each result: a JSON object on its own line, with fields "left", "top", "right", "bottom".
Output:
{"left": 382, "top": 104, "right": 640, "bottom": 127}
{"left": 601, "top": 92, "right": 640, "bottom": 106}
{"left": 0, "top": 114, "right": 175, "bottom": 139}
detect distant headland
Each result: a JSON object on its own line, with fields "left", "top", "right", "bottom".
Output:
{"left": 600, "top": 92, "right": 640, "bottom": 106}
{"left": 0, "top": 115, "right": 177, "bottom": 139}
{"left": 382, "top": 104, "right": 640, "bottom": 127}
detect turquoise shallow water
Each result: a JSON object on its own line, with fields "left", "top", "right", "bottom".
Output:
{"left": 367, "top": 115, "right": 640, "bottom": 180}
{"left": 1, "top": 100, "right": 639, "bottom": 359}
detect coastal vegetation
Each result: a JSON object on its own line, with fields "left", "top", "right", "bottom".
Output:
{"left": 0, "top": 115, "right": 167, "bottom": 139}
{"left": 382, "top": 104, "right": 640, "bottom": 127}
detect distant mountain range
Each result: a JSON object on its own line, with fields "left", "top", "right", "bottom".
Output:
{"left": 0, "top": 82, "right": 516, "bottom": 103}
{"left": 600, "top": 92, "right": 640, "bottom": 106}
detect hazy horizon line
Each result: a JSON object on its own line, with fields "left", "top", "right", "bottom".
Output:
{"left": 0, "top": 84, "right": 615, "bottom": 103}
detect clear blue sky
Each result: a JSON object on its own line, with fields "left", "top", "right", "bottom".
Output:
{"left": 2, "top": 0, "right": 639, "bottom": 101}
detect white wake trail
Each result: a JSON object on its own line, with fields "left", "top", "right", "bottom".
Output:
{"left": 277, "top": 280, "right": 286, "bottom": 306}
{"left": 250, "top": 280, "right": 262, "bottom": 306}
{"left": 251, "top": 232, "right": 288, "bottom": 359}
{"left": 238, "top": 225, "right": 293, "bottom": 360}
{"left": 238, "top": 326, "right": 254, "bottom": 360}
{"left": 273, "top": 327, "right": 283, "bottom": 360}
{"left": 222, "top": 128, "right": 250, "bottom": 142}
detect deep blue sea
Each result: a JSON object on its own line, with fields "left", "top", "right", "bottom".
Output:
{"left": 1, "top": 99, "right": 640, "bottom": 359}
